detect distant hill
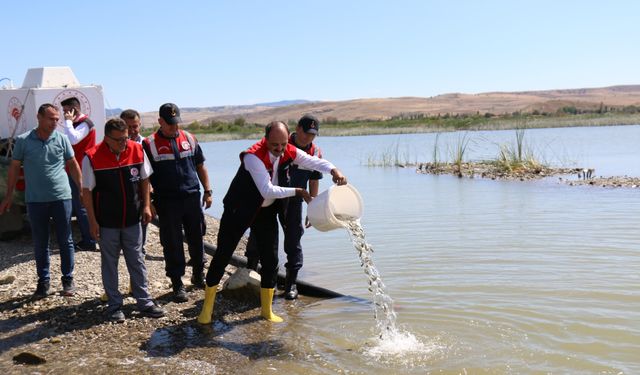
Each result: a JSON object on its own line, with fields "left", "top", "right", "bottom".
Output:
{"left": 137, "top": 86, "right": 640, "bottom": 127}
{"left": 139, "top": 100, "right": 312, "bottom": 127}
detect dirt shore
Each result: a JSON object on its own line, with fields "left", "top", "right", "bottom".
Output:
{"left": 0, "top": 216, "right": 308, "bottom": 374}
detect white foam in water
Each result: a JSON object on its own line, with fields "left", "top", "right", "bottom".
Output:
{"left": 339, "top": 217, "right": 440, "bottom": 362}
{"left": 364, "top": 328, "right": 443, "bottom": 364}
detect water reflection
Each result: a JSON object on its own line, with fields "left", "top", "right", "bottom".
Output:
{"left": 198, "top": 126, "right": 640, "bottom": 374}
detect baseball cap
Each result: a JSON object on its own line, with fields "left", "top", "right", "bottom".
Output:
{"left": 159, "top": 103, "right": 182, "bottom": 125}
{"left": 298, "top": 114, "right": 320, "bottom": 134}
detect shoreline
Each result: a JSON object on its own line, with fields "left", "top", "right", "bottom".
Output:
{"left": 176, "top": 115, "right": 640, "bottom": 143}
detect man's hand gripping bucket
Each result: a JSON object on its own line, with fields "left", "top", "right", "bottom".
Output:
{"left": 307, "top": 184, "right": 363, "bottom": 232}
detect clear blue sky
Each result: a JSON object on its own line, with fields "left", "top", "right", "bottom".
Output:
{"left": 3, "top": 1, "right": 638, "bottom": 112}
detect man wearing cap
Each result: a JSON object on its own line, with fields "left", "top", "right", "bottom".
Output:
{"left": 245, "top": 114, "right": 324, "bottom": 299}
{"left": 142, "top": 103, "right": 212, "bottom": 303}
{"left": 198, "top": 121, "right": 347, "bottom": 325}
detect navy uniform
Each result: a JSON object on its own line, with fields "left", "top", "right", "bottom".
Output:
{"left": 142, "top": 103, "right": 210, "bottom": 302}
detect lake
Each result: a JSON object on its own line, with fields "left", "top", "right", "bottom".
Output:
{"left": 199, "top": 125, "right": 640, "bottom": 374}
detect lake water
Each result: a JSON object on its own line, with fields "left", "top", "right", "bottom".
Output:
{"left": 199, "top": 125, "right": 640, "bottom": 374}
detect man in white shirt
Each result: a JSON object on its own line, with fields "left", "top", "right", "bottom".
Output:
{"left": 60, "top": 97, "right": 97, "bottom": 251}
{"left": 81, "top": 118, "right": 165, "bottom": 322}
{"left": 198, "top": 121, "right": 347, "bottom": 324}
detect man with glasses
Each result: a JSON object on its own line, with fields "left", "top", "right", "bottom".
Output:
{"left": 82, "top": 118, "right": 165, "bottom": 322}
{"left": 142, "top": 103, "right": 212, "bottom": 303}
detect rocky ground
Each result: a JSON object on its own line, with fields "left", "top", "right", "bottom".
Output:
{"left": 558, "top": 175, "right": 640, "bottom": 188}
{"left": 0, "top": 216, "right": 312, "bottom": 374}
{"left": 415, "top": 161, "right": 579, "bottom": 181}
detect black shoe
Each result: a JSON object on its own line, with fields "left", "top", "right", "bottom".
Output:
{"left": 284, "top": 270, "right": 299, "bottom": 300}
{"left": 75, "top": 242, "right": 97, "bottom": 252}
{"left": 190, "top": 271, "right": 205, "bottom": 289}
{"left": 171, "top": 278, "right": 188, "bottom": 303}
{"left": 141, "top": 303, "right": 166, "bottom": 318}
{"left": 33, "top": 281, "right": 51, "bottom": 299}
{"left": 61, "top": 278, "right": 76, "bottom": 296}
{"left": 108, "top": 309, "right": 125, "bottom": 323}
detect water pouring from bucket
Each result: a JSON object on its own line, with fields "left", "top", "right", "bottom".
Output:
{"left": 308, "top": 184, "right": 433, "bottom": 361}
{"left": 307, "top": 184, "right": 364, "bottom": 231}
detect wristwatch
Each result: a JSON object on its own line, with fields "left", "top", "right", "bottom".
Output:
{"left": 203, "top": 190, "right": 213, "bottom": 195}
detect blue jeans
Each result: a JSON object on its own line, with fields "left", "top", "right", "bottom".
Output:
{"left": 69, "top": 175, "right": 95, "bottom": 247}
{"left": 27, "top": 200, "right": 75, "bottom": 283}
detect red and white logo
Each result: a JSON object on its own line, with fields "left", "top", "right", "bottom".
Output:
{"left": 52, "top": 89, "right": 92, "bottom": 126}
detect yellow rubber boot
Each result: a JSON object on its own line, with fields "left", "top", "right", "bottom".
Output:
{"left": 197, "top": 284, "right": 218, "bottom": 324}
{"left": 260, "top": 288, "right": 283, "bottom": 322}
{"left": 100, "top": 292, "right": 108, "bottom": 302}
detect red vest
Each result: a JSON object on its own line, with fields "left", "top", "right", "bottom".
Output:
{"left": 142, "top": 130, "right": 201, "bottom": 199}
{"left": 72, "top": 115, "right": 96, "bottom": 165}
{"left": 243, "top": 138, "right": 298, "bottom": 174}
{"left": 85, "top": 141, "right": 146, "bottom": 228}
{"left": 222, "top": 139, "right": 298, "bottom": 227}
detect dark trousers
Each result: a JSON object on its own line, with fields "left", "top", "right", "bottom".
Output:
{"left": 206, "top": 201, "right": 280, "bottom": 288}
{"left": 246, "top": 197, "right": 304, "bottom": 271}
{"left": 69, "top": 176, "right": 95, "bottom": 247}
{"left": 155, "top": 194, "right": 205, "bottom": 278}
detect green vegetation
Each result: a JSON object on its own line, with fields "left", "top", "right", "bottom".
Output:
{"left": 450, "top": 133, "right": 471, "bottom": 177}
{"left": 432, "top": 133, "right": 441, "bottom": 172}
{"left": 490, "top": 129, "right": 544, "bottom": 174}
{"left": 141, "top": 118, "right": 264, "bottom": 139}
{"left": 365, "top": 142, "right": 411, "bottom": 167}
{"left": 365, "top": 129, "right": 557, "bottom": 179}
{"left": 142, "top": 107, "right": 640, "bottom": 142}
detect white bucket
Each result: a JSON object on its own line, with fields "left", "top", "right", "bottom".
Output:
{"left": 307, "top": 184, "right": 364, "bottom": 232}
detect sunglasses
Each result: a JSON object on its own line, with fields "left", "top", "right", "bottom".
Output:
{"left": 106, "top": 134, "right": 128, "bottom": 144}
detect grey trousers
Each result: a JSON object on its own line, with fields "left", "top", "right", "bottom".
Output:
{"left": 100, "top": 224, "right": 154, "bottom": 312}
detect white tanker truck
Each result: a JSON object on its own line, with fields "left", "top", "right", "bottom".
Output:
{"left": 0, "top": 67, "right": 106, "bottom": 238}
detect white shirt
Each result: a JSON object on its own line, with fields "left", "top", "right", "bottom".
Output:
{"left": 82, "top": 147, "right": 153, "bottom": 191}
{"left": 61, "top": 119, "right": 90, "bottom": 145}
{"left": 243, "top": 148, "right": 336, "bottom": 207}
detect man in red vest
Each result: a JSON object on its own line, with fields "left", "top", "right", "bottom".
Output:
{"left": 245, "top": 114, "right": 324, "bottom": 300}
{"left": 82, "top": 118, "right": 165, "bottom": 322}
{"left": 198, "top": 121, "right": 347, "bottom": 324}
{"left": 61, "top": 97, "right": 97, "bottom": 252}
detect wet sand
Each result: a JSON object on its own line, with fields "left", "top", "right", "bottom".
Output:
{"left": 0, "top": 216, "right": 312, "bottom": 374}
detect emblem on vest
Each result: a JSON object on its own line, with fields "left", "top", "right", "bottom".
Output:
{"left": 181, "top": 141, "right": 191, "bottom": 150}
{"left": 130, "top": 167, "right": 140, "bottom": 182}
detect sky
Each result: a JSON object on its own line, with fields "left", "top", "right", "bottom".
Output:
{"left": 2, "top": 0, "right": 639, "bottom": 112}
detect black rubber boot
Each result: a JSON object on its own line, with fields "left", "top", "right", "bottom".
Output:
{"left": 284, "top": 270, "right": 299, "bottom": 300}
{"left": 246, "top": 257, "right": 259, "bottom": 271}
